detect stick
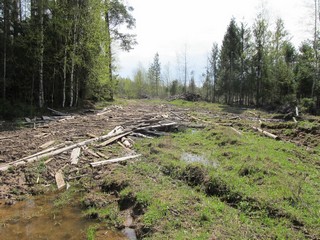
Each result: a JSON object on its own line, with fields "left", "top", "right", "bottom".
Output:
{"left": 231, "top": 127, "right": 242, "bottom": 136}
{"left": 90, "top": 154, "right": 142, "bottom": 168}
{"left": 252, "top": 126, "right": 280, "bottom": 140}
{"left": 39, "top": 140, "right": 55, "bottom": 149}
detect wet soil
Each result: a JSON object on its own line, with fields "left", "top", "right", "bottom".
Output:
{"left": 0, "top": 193, "right": 126, "bottom": 240}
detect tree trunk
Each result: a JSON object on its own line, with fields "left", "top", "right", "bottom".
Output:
{"left": 3, "top": 0, "right": 8, "bottom": 100}
{"left": 62, "top": 45, "right": 67, "bottom": 108}
{"left": 106, "top": 11, "right": 113, "bottom": 100}
{"left": 312, "top": 0, "right": 319, "bottom": 98}
{"left": 38, "top": 0, "right": 45, "bottom": 108}
{"left": 70, "top": 8, "right": 78, "bottom": 107}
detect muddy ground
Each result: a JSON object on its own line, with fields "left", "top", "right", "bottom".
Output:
{"left": 0, "top": 101, "right": 192, "bottom": 201}
{"left": 0, "top": 100, "right": 319, "bottom": 202}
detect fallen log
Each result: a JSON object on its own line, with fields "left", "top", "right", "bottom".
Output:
{"left": 252, "top": 126, "right": 280, "bottom": 140}
{"left": 90, "top": 154, "right": 142, "bottom": 168}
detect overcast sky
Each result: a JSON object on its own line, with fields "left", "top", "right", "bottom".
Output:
{"left": 117, "top": 0, "right": 311, "bottom": 81}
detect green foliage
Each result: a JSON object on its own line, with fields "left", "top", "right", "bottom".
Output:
{"left": 299, "top": 98, "right": 316, "bottom": 114}
{"left": 0, "top": 0, "right": 135, "bottom": 116}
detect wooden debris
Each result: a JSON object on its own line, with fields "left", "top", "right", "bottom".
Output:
{"left": 252, "top": 126, "right": 280, "bottom": 140}
{"left": 42, "top": 116, "right": 52, "bottom": 121}
{"left": 70, "top": 147, "right": 81, "bottom": 165}
{"left": 85, "top": 149, "right": 100, "bottom": 158}
{"left": 25, "top": 117, "right": 31, "bottom": 123}
{"left": 98, "top": 132, "right": 132, "bottom": 147}
{"left": 0, "top": 128, "right": 130, "bottom": 171}
{"left": 231, "top": 127, "right": 242, "bottom": 136}
{"left": 44, "top": 158, "right": 53, "bottom": 164}
{"left": 86, "top": 133, "right": 98, "bottom": 138}
{"left": 90, "top": 154, "right": 142, "bottom": 168}
{"left": 121, "top": 137, "right": 133, "bottom": 149}
{"left": 34, "top": 133, "right": 50, "bottom": 138}
{"left": 48, "top": 107, "right": 67, "bottom": 116}
{"left": 130, "top": 132, "right": 153, "bottom": 139}
{"left": 55, "top": 170, "right": 66, "bottom": 190}
{"left": 96, "top": 151, "right": 108, "bottom": 159}
{"left": 39, "top": 140, "right": 55, "bottom": 149}
{"left": 293, "top": 117, "right": 298, "bottom": 123}
{"left": 97, "top": 110, "right": 111, "bottom": 116}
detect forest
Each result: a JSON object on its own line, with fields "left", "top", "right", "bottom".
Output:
{"left": 0, "top": 0, "right": 320, "bottom": 118}
{"left": 0, "top": 0, "right": 136, "bottom": 118}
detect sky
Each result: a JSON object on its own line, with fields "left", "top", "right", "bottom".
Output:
{"left": 116, "top": 0, "right": 312, "bottom": 82}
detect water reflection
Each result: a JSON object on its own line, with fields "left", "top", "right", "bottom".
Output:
{"left": 181, "top": 152, "right": 219, "bottom": 168}
{"left": 0, "top": 194, "right": 127, "bottom": 240}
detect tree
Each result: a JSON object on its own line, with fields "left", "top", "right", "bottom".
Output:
{"left": 133, "top": 65, "right": 146, "bottom": 98}
{"left": 105, "top": 0, "right": 137, "bottom": 100}
{"left": 188, "top": 70, "right": 196, "bottom": 94}
{"left": 252, "top": 13, "right": 270, "bottom": 106}
{"left": 148, "top": 52, "right": 161, "bottom": 97}
{"left": 208, "top": 42, "right": 219, "bottom": 102}
{"left": 218, "top": 18, "right": 240, "bottom": 104}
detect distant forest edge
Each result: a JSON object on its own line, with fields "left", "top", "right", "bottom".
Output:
{"left": 1, "top": 1, "right": 320, "bottom": 119}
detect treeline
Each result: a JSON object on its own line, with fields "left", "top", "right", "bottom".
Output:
{"left": 0, "top": 0, "right": 135, "bottom": 118}
{"left": 118, "top": 14, "right": 320, "bottom": 114}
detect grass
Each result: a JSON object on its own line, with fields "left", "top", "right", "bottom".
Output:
{"left": 59, "top": 99, "right": 319, "bottom": 239}
{"left": 130, "top": 124, "right": 320, "bottom": 239}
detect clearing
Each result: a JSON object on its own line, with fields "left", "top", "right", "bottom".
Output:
{"left": 0, "top": 100, "right": 319, "bottom": 239}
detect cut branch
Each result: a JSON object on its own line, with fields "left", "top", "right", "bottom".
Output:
{"left": 90, "top": 154, "right": 142, "bottom": 168}
{"left": 252, "top": 126, "right": 280, "bottom": 140}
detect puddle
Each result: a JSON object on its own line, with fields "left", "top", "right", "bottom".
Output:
{"left": 0, "top": 194, "right": 127, "bottom": 240}
{"left": 181, "top": 152, "right": 219, "bottom": 168}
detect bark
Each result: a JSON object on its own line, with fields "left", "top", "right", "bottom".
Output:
{"left": 70, "top": 9, "right": 78, "bottom": 107}
{"left": 106, "top": 11, "right": 114, "bottom": 100}
{"left": 38, "top": 0, "right": 45, "bottom": 108}
{"left": 62, "top": 45, "right": 67, "bottom": 108}
{"left": 3, "top": 0, "right": 9, "bottom": 100}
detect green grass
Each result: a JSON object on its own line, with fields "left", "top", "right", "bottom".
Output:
{"left": 133, "top": 125, "right": 320, "bottom": 239}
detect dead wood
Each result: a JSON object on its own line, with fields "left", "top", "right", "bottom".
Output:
{"left": 55, "top": 170, "right": 66, "bottom": 190}
{"left": 252, "top": 126, "right": 280, "bottom": 140}
{"left": 90, "top": 154, "right": 142, "bottom": 168}
{"left": 98, "top": 132, "right": 132, "bottom": 147}
{"left": 70, "top": 147, "right": 81, "bottom": 165}
{"left": 47, "top": 107, "right": 68, "bottom": 116}
{"left": 130, "top": 133, "right": 153, "bottom": 139}
{"left": 39, "top": 140, "right": 55, "bottom": 149}
{"left": 0, "top": 127, "right": 131, "bottom": 171}
{"left": 231, "top": 127, "right": 242, "bottom": 136}
{"left": 85, "top": 149, "right": 100, "bottom": 158}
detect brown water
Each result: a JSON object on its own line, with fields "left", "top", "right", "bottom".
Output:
{"left": 0, "top": 194, "right": 127, "bottom": 240}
